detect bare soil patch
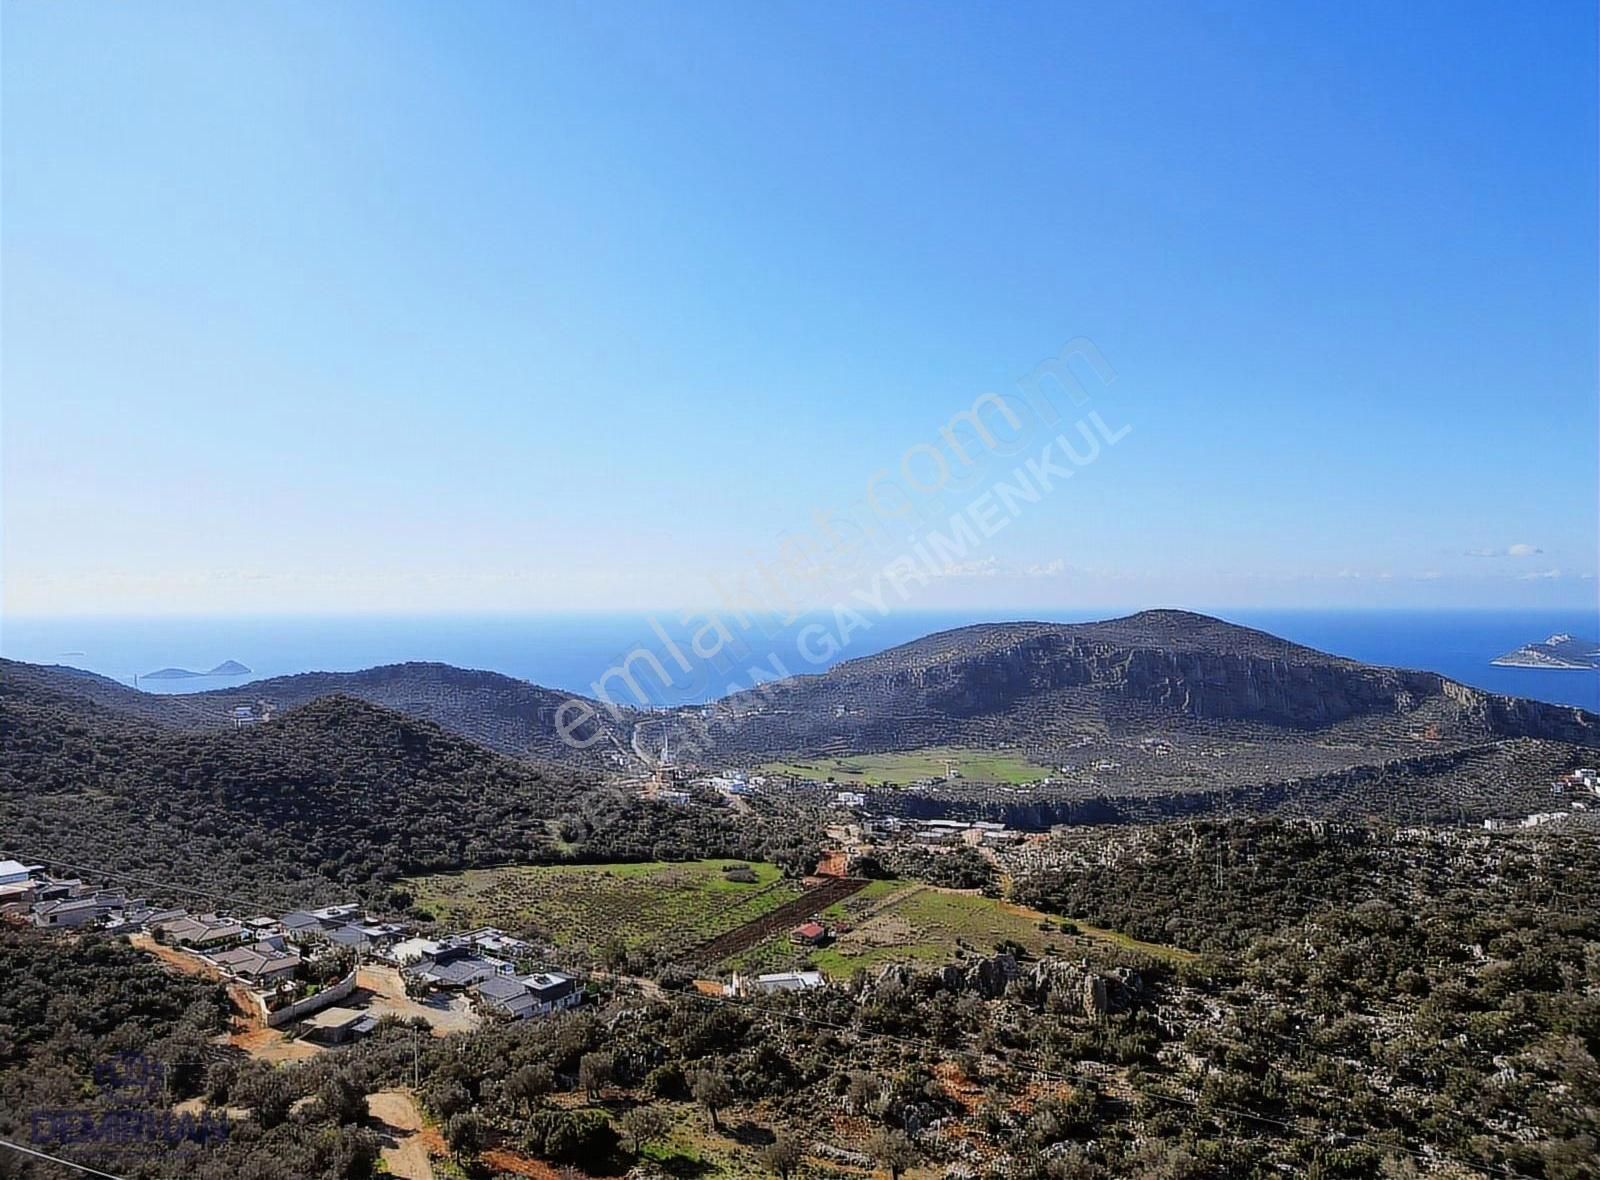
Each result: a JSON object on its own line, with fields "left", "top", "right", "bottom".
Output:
{"left": 367, "top": 1089, "right": 433, "bottom": 1180}
{"left": 228, "top": 1026, "right": 321, "bottom": 1063}
{"left": 356, "top": 965, "right": 480, "bottom": 1035}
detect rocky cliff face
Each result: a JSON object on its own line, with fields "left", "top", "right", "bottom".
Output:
{"left": 1470, "top": 689, "right": 1599, "bottom": 746}
{"left": 688, "top": 611, "right": 1599, "bottom": 757}
{"left": 909, "top": 635, "right": 1452, "bottom": 728}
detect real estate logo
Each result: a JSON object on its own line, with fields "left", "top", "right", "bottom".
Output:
{"left": 29, "top": 1051, "right": 229, "bottom": 1155}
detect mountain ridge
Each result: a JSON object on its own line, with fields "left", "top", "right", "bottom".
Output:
{"left": 679, "top": 610, "right": 1600, "bottom": 760}
{"left": 6, "top": 611, "right": 1595, "bottom": 770}
{"left": 0, "top": 656, "right": 629, "bottom": 766}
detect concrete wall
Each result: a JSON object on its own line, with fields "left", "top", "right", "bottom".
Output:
{"left": 263, "top": 968, "right": 358, "bottom": 1028}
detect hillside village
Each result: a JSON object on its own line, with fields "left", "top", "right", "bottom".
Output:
{"left": 1, "top": 857, "right": 589, "bottom": 1051}
{"left": 6, "top": 812, "right": 1597, "bottom": 1180}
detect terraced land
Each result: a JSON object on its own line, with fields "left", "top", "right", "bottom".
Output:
{"left": 687, "top": 876, "right": 868, "bottom": 965}
{"left": 406, "top": 859, "right": 805, "bottom": 962}
{"left": 761, "top": 745, "right": 1046, "bottom": 785}
{"left": 725, "top": 881, "right": 1193, "bottom": 979}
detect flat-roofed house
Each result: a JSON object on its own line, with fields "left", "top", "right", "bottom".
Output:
{"left": 30, "top": 897, "right": 104, "bottom": 929}
{"left": 30, "top": 890, "right": 132, "bottom": 929}
{"left": 727, "top": 970, "right": 826, "bottom": 997}
{"left": 33, "top": 878, "right": 85, "bottom": 902}
{"left": 462, "top": 928, "right": 534, "bottom": 958}
{"left": 406, "top": 946, "right": 503, "bottom": 990}
{"left": 387, "top": 937, "right": 443, "bottom": 966}
{"left": 521, "top": 970, "right": 582, "bottom": 1014}
{"left": 301, "top": 1006, "right": 379, "bottom": 1045}
{"left": 0, "top": 880, "right": 41, "bottom": 909}
{"left": 0, "top": 860, "right": 43, "bottom": 887}
{"left": 472, "top": 970, "right": 582, "bottom": 1020}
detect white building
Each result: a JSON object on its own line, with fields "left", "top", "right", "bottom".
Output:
{"left": 388, "top": 937, "right": 444, "bottom": 966}
{"left": 726, "top": 970, "right": 826, "bottom": 997}
{"left": 459, "top": 927, "right": 535, "bottom": 958}
{"left": 0, "top": 860, "right": 42, "bottom": 887}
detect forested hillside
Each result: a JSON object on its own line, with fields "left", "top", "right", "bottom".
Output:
{"left": 0, "top": 676, "right": 749, "bottom": 907}
{"left": 0, "top": 657, "right": 629, "bottom": 766}
{"left": 8, "top": 821, "right": 1593, "bottom": 1180}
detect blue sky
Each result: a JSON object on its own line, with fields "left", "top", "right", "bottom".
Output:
{"left": 3, "top": 0, "right": 1595, "bottom": 616}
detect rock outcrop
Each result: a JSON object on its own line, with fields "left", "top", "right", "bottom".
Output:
{"left": 683, "top": 610, "right": 1599, "bottom": 758}
{"left": 866, "top": 953, "right": 1139, "bottom": 1018}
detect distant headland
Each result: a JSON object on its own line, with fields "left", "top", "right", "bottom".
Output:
{"left": 1491, "top": 634, "right": 1600, "bottom": 670}
{"left": 142, "top": 660, "right": 252, "bottom": 680}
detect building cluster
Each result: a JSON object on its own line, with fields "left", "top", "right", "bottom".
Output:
{"left": 231, "top": 704, "right": 268, "bottom": 728}
{"left": 280, "top": 902, "right": 406, "bottom": 952}
{"left": 868, "top": 817, "right": 1027, "bottom": 846}
{"left": 642, "top": 764, "right": 779, "bottom": 809}
{"left": 1552, "top": 768, "right": 1599, "bottom": 799}
{"left": 1484, "top": 811, "right": 1575, "bottom": 831}
{"left": 1, "top": 860, "right": 186, "bottom": 933}
{"left": 1469, "top": 770, "right": 1600, "bottom": 833}
{"left": 702, "top": 772, "right": 758, "bottom": 796}
{"left": 1, "top": 859, "right": 586, "bottom": 1035}
{"left": 395, "top": 927, "right": 582, "bottom": 1019}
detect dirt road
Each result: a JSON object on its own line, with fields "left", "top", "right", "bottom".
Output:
{"left": 367, "top": 1089, "right": 433, "bottom": 1180}
{"left": 131, "top": 933, "right": 220, "bottom": 978}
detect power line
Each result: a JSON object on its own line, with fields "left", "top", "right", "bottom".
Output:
{"left": 0, "top": 1138, "right": 130, "bottom": 1180}
{"left": 0, "top": 852, "right": 296, "bottom": 915}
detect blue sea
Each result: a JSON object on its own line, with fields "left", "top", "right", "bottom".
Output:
{"left": 2, "top": 608, "right": 1597, "bottom": 713}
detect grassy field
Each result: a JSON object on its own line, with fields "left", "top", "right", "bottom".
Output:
{"left": 406, "top": 859, "right": 805, "bottom": 962}
{"left": 726, "top": 880, "right": 1193, "bottom": 979}
{"left": 761, "top": 745, "right": 1046, "bottom": 785}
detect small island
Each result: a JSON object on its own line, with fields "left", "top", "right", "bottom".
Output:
{"left": 143, "top": 660, "right": 252, "bottom": 680}
{"left": 1490, "top": 633, "right": 1600, "bottom": 670}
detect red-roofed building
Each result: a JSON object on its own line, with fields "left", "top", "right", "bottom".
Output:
{"left": 791, "top": 921, "right": 829, "bottom": 946}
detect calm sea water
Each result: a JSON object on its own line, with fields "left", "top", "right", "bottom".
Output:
{"left": 2, "top": 608, "right": 1596, "bottom": 712}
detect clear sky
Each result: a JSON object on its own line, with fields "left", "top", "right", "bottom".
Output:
{"left": 3, "top": 0, "right": 1595, "bottom": 617}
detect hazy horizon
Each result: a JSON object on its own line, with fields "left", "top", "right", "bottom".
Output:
{"left": 5, "top": 602, "right": 1599, "bottom": 622}
{"left": 5, "top": 604, "right": 1596, "bottom": 712}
